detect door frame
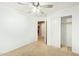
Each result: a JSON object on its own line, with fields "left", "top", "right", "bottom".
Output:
{"left": 37, "top": 20, "right": 47, "bottom": 44}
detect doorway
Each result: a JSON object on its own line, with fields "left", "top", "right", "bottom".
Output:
{"left": 61, "top": 15, "right": 72, "bottom": 51}
{"left": 38, "top": 21, "right": 47, "bottom": 44}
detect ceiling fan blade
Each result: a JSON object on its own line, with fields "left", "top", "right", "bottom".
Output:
{"left": 18, "top": 2, "right": 31, "bottom": 5}
{"left": 40, "top": 5, "right": 53, "bottom": 8}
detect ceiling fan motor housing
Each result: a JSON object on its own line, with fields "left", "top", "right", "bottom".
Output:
{"left": 33, "top": 2, "right": 39, "bottom": 7}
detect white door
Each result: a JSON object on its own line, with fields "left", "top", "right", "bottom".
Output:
{"left": 41, "top": 21, "right": 47, "bottom": 44}
{"left": 52, "top": 17, "right": 61, "bottom": 48}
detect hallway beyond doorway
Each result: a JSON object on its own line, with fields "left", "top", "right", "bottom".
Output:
{"left": 38, "top": 21, "right": 47, "bottom": 44}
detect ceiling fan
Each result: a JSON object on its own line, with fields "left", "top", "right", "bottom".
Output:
{"left": 18, "top": 2, "right": 53, "bottom": 16}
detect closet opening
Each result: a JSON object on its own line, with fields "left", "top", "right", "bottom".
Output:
{"left": 61, "top": 15, "right": 72, "bottom": 51}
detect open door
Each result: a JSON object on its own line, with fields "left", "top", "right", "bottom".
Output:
{"left": 38, "top": 21, "right": 47, "bottom": 44}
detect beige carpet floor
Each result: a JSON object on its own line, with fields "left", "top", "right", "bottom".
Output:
{"left": 1, "top": 38, "right": 79, "bottom": 56}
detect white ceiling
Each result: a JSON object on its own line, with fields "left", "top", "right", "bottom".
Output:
{"left": 0, "top": 2, "right": 79, "bottom": 15}
{"left": 14, "top": 2, "right": 79, "bottom": 15}
{"left": 49, "top": 2, "right": 79, "bottom": 11}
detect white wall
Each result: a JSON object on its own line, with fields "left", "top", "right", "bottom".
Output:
{"left": 47, "top": 5, "right": 79, "bottom": 54}
{"left": 72, "top": 6, "right": 79, "bottom": 54}
{"left": 0, "top": 4, "right": 37, "bottom": 54}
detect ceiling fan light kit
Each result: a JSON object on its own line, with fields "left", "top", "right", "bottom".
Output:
{"left": 32, "top": 7, "right": 40, "bottom": 13}
{"left": 18, "top": 2, "right": 53, "bottom": 17}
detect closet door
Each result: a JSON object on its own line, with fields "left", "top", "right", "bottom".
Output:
{"left": 52, "top": 17, "right": 61, "bottom": 48}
